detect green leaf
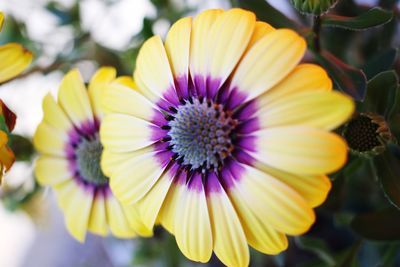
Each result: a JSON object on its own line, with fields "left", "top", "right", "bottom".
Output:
{"left": 8, "top": 134, "right": 35, "bottom": 161}
{"left": 381, "top": 243, "right": 400, "bottom": 266}
{"left": 359, "top": 70, "right": 399, "bottom": 119}
{"left": 296, "top": 241, "right": 363, "bottom": 267}
{"left": 336, "top": 239, "right": 362, "bottom": 267}
{"left": 387, "top": 83, "right": 400, "bottom": 123}
{"left": 334, "top": 212, "right": 354, "bottom": 226}
{"left": 351, "top": 208, "right": 400, "bottom": 240}
{"left": 363, "top": 48, "right": 398, "bottom": 80}
{"left": 389, "top": 113, "right": 400, "bottom": 142}
{"left": 295, "top": 236, "right": 336, "bottom": 266}
{"left": 315, "top": 50, "right": 367, "bottom": 100}
{"left": 374, "top": 147, "right": 400, "bottom": 209}
{"left": 0, "top": 115, "right": 9, "bottom": 135}
{"left": 343, "top": 156, "right": 367, "bottom": 176}
{"left": 237, "top": 0, "right": 297, "bottom": 29}
{"left": 322, "top": 7, "right": 393, "bottom": 30}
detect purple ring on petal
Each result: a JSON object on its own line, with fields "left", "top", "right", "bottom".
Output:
{"left": 65, "top": 118, "right": 111, "bottom": 197}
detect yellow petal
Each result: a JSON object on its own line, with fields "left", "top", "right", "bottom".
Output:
{"left": 231, "top": 29, "right": 306, "bottom": 100}
{"left": 54, "top": 180, "right": 93, "bottom": 242}
{"left": 134, "top": 36, "right": 177, "bottom": 104}
{"left": 206, "top": 9, "right": 256, "bottom": 93}
{"left": 247, "top": 21, "right": 275, "bottom": 49}
{"left": 33, "top": 123, "right": 67, "bottom": 157}
{"left": 114, "top": 76, "right": 137, "bottom": 89}
{"left": 165, "top": 17, "right": 191, "bottom": 83}
{"left": 35, "top": 156, "right": 71, "bottom": 186}
{"left": 58, "top": 69, "right": 93, "bottom": 126}
{"left": 158, "top": 175, "right": 186, "bottom": 233}
{"left": 88, "top": 194, "right": 108, "bottom": 236}
{"left": 0, "top": 12, "right": 4, "bottom": 31}
{"left": 174, "top": 174, "right": 213, "bottom": 263}
{"left": 106, "top": 195, "right": 137, "bottom": 238}
{"left": 88, "top": 67, "right": 116, "bottom": 119}
{"left": 101, "top": 83, "right": 155, "bottom": 120}
{"left": 207, "top": 175, "right": 249, "bottom": 267}
{"left": 254, "top": 163, "right": 332, "bottom": 208}
{"left": 134, "top": 71, "right": 160, "bottom": 103}
{"left": 258, "top": 91, "right": 354, "bottom": 130}
{"left": 228, "top": 183, "right": 288, "bottom": 254}
{"left": 110, "top": 151, "right": 168, "bottom": 205}
{"left": 189, "top": 9, "right": 223, "bottom": 79}
{"left": 237, "top": 164, "right": 315, "bottom": 235}
{"left": 123, "top": 204, "right": 153, "bottom": 237}
{"left": 101, "top": 147, "right": 153, "bottom": 177}
{"left": 253, "top": 126, "right": 348, "bottom": 175}
{"left": 42, "top": 93, "right": 73, "bottom": 132}
{"left": 100, "top": 114, "right": 156, "bottom": 152}
{"left": 0, "top": 43, "right": 32, "bottom": 83}
{"left": 258, "top": 64, "right": 332, "bottom": 106}
{"left": 137, "top": 167, "right": 174, "bottom": 230}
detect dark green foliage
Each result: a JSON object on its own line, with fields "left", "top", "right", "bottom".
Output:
{"left": 314, "top": 50, "right": 367, "bottom": 100}
{"left": 322, "top": 7, "right": 393, "bottom": 30}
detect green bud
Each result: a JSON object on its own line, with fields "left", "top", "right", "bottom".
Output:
{"left": 342, "top": 113, "right": 396, "bottom": 158}
{"left": 290, "top": 0, "right": 338, "bottom": 15}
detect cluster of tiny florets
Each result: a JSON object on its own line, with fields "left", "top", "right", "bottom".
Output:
{"left": 166, "top": 98, "right": 237, "bottom": 171}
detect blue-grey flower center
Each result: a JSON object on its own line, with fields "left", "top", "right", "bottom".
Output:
{"left": 75, "top": 136, "right": 108, "bottom": 186}
{"left": 168, "top": 98, "right": 237, "bottom": 171}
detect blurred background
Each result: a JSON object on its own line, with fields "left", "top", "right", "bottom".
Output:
{"left": 0, "top": 0, "right": 399, "bottom": 266}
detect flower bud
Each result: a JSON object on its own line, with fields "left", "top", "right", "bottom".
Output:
{"left": 290, "top": 0, "right": 338, "bottom": 15}
{"left": 342, "top": 112, "right": 395, "bottom": 157}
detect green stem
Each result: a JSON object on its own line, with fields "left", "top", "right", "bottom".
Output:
{"left": 312, "top": 15, "right": 322, "bottom": 52}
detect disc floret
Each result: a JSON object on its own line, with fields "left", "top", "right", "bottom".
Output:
{"left": 343, "top": 112, "right": 395, "bottom": 157}
{"left": 167, "top": 98, "right": 237, "bottom": 171}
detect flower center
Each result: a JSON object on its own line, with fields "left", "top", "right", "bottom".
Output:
{"left": 167, "top": 98, "right": 237, "bottom": 171}
{"left": 75, "top": 136, "right": 108, "bottom": 186}
{"left": 342, "top": 113, "right": 394, "bottom": 157}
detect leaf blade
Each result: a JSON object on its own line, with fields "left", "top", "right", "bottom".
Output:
{"left": 374, "top": 146, "right": 400, "bottom": 210}
{"left": 237, "top": 0, "right": 297, "bottom": 29}
{"left": 359, "top": 70, "right": 399, "bottom": 118}
{"left": 322, "top": 7, "right": 393, "bottom": 30}
{"left": 315, "top": 50, "right": 367, "bottom": 100}
{"left": 351, "top": 208, "right": 400, "bottom": 240}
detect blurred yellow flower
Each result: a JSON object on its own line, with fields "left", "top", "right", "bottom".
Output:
{"left": 100, "top": 8, "right": 355, "bottom": 267}
{"left": 0, "top": 11, "right": 32, "bottom": 184}
{"left": 33, "top": 68, "right": 151, "bottom": 242}
{"left": 0, "top": 100, "right": 16, "bottom": 184}
{"left": 0, "top": 12, "right": 32, "bottom": 84}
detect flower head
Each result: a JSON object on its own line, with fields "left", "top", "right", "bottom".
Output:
{"left": 0, "top": 12, "right": 32, "bottom": 84}
{"left": 343, "top": 112, "right": 394, "bottom": 157}
{"left": 100, "top": 8, "right": 354, "bottom": 266}
{"left": 34, "top": 68, "right": 152, "bottom": 242}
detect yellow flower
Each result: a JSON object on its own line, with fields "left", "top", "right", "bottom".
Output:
{"left": 33, "top": 68, "right": 152, "bottom": 242}
{"left": 0, "top": 12, "right": 32, "bottom": 84}
{"left": 0, "top": 11, "right": 32, "bottom": 184}
{"left": 100, "top": 8, "right": 354, "bottom": 267}
{"left": 0, "top": 100, "right": 16, "bottom": 184}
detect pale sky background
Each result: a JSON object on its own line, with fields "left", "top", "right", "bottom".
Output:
{"left": 0, "top": 0, "right": 390, "bottom": 266}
